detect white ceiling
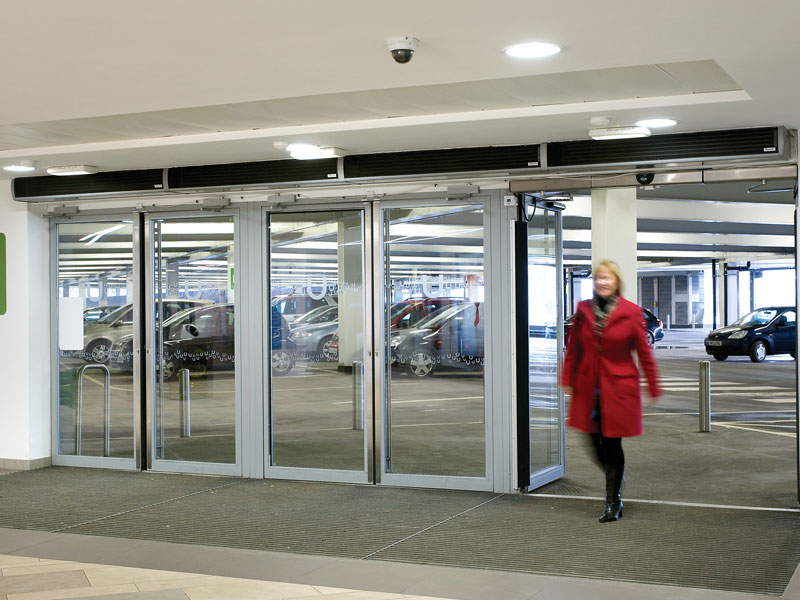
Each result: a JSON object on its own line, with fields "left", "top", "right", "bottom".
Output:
{"left": 1, "top": 0, "right": 799, "bottom": 178}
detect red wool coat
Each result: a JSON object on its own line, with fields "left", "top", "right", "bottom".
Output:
{"left": 562, "top": 296, "right": 662, "bottom": 438}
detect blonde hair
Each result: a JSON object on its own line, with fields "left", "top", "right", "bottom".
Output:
{"left": 593, "top": 259, "right": 624, "bottom": 294}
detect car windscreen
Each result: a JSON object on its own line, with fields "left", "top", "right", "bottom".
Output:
{"left": 413, "top": 303, "right": 469, "bottom": 330}
{"left": 732, "top": 309, "right": 779, "bottom": 327}
{"left": 97, "top": 304, "right": 130, "bottom": 324}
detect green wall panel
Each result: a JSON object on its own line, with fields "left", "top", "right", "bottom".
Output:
{"left": 0, "top": 233, "right": 5, "bottom": 315}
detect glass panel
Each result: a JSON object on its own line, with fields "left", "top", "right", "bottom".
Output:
{"left": 57, "top": 220, "right": 135, "bottom": 458}
{"left": 269, "top": 211, "right": 366, "bottom": 471}
{"left": 152, "top": 216, "right": 236, "bottom": 464}
{"left": 385, "top": 205, "right": 486, "bottom": 477}
{"left": 527, "top": 210, "right": 562, "bottom": 474}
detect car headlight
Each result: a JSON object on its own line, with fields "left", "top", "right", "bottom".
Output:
{"left": 294, "top": 331, "right": 312, "bottom": 339}
{"left": 728, "top": 330, "right": 748, "bottom": 339}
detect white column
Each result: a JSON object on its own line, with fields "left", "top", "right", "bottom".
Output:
{"left": 0, "top": 185, "right": 50, "bottom": 469}
{"left": 591, "top": 188, "right": 638, "bottom": 303}
{"left": 337, "top": 216, "right": 363, "bottom": 366}
{"left": 717, "top": 260, "right": 728, "bottom": 326}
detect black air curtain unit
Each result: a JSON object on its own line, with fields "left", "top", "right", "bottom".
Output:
{"left": 13, "top": 169, "right": 164, "bottom": 201}
{"left": 547, "top": 127, "right": 782, "bottom": 168}
{"left": 168, "top": 158, "right": 339, "bottom": 190}
{"left": 343, "top": 144, "right": 540, "bottom": 179}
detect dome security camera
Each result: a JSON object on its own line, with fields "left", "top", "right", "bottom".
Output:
{"left": 386, "top": 37, "right": 419, "bottom": 64}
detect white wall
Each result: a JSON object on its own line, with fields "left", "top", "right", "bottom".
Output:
{"left": 0, "top": 183, "right": 50, "bottom": 466}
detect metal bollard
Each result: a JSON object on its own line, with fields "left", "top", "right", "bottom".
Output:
{"left": 352, "top": 361, "right": 363, "bottom": 430}
{"left": 699, "top": 360, "right": 711, "bottom": 432}
{"left": 179, "top": 369, "right": 191, "bottom": 437}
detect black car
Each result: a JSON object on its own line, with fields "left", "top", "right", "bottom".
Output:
{"left": 564, "top": 307, "right": 664, "bottom": 347}
{"left": 704, "top": 306, "right": 796, "bottom": 362}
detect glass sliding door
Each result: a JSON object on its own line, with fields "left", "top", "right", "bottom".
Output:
{"left": 267, "top": 210, "right": 369, "bottom": 479}
{"left": 381, "top": 203, "right": 488, "bottom": 484}
{"left": 148, "top": 215, "right": 239, "bottom": 474}
{"left": 54, "top": 219, "right": 138, "bottom": 468}
{"left": 516, "top": 201, "right": 565, "bottom": 490}
{"left": 527, "top": 208, "right": 564, "bottom": 485}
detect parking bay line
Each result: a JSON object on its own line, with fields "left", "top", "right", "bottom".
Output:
{"left": 333, "top": 395, "right": 483, "bottom": 405}
{"left": 713, "top": 422, "right": 797, "bottom": 438}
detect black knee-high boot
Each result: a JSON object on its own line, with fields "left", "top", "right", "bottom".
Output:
{"left": 599, "top": 463, "right": 624, "bottom": 522}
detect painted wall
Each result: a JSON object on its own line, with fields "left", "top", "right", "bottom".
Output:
{"left": 0, "top": 183, "right": 50, "bottom": 465}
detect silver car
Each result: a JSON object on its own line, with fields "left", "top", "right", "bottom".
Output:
{"left": 83, "top": 299, "right": 211, "bottom": 363}
{"left": 289, "top": 307, "right": 338, "bottom": 361}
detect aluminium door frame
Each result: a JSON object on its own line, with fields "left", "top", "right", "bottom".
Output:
{"left": 143, "top": 208, "right": 243, "bottom": 476}
{"left": 261, "top": 200, "right": 374, "bottom": 484}
{"left": 49, "top": 211, "right": 141, "bottom": 470}
{"left": 375, "top": 193, "right": 495, "bottom": 492}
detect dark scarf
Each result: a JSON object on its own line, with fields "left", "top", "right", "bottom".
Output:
{"left": 592, "top": 293, "right": 618, "bottom": 338}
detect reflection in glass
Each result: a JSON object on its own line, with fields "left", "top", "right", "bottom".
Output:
{"left": 151, "top": 216, "right": 236, "bottom": 464}
{"left": 385, "top": 205, "right": 486, "bottom": 477}
{"left": 527, "top": 211, "right": 562, "bottom": 474}
{"left": 57, "top": 221, "right": 135, "bottom": 459}
{"left": 269, "top": 211, "right": 365, "bottom": 471}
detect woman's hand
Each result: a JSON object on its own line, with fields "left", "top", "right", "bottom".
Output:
{"left": 561, "top": 385, "right": 573, "bottom": 396}
{"left": 645, "top": 390, "right": 661, "bottom": 405}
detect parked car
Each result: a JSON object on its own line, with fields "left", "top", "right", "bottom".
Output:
{"left": 271, "top": 293, "right": 337, "bottom": 324}
{"left": 289, "top": 305, "right": 338, "bottom": 330}
{"left": 289, "top": 307, "right": 338, "bottom": 361}
{"left": 564, "top": 307, "right": 664, "bottom": 347}
{"left": 109, "top": 304, "right": 296, "bottom": 377}
{"left": 390, "top": 298, "right": 465, "bottom": 330}
{"left": 390, "top": 302, "right": 484, "bottom": 377}
{"left": 83, "top": 305, "right": 119, "bottom": 322}
{"left": 704, "top": 306, "right": 796, "bottom": 362}
{"left": 83, "top": 299, "right": 211, "bottom": 364}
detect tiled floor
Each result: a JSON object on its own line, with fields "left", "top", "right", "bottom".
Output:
{"left": 0, "top": 554, "right": 449, "bottom": 600}
{"left": 0, "top": 528, "right": 797, "bottom": 600}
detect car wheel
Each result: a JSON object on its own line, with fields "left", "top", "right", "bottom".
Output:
{"left": 749, "top": 340, "right": 767, "bottom": 363}
{"left": 87, "top": 340, "right": 112, "bottom": 364}
{"left": 319, "top": 336, "right": 337, "bottom": 362}
{"left": 161, "top": 356, "right": 180, "bottom": 380}
{"left": 645, "top": 331, "right": 655, "bottom": 347}
{"left": 272, "top": 349, "right": 295, "bottom": 376}
{"left": 712, "top": 353, "right": 728, "bottom": 361}
{"left": 190, "top": 360, "right": 208, "bottom": 378}
{"left": 408, "top": 351, "right": 435, "bottom": 377}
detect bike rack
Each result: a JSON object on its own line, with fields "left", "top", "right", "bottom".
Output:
{"left": 75, "top": 364, "right": 111, "bottom": 457}
{"left": 179, "top": 368, "right": 192, "bottom": 437}
{"left": 352, "top": 361, "right": 363, "bottom": 430}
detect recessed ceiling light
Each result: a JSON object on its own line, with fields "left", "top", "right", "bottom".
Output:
{"left": 3, "top": 160, "right": 36, "bottom": 173}
{"left": 504, "top": 42, "right": 562, "bottom": 59}
{"left": 635, "top": 118, "right": 678, "bottom": 128}
{"left": 589, "top": 126, "right": 651, "bottom": 140}
{"left": 46, "top": 165, "right": 98, "bottom": 176}
{"left": 286, "top": 144, "right": 344, "bottom": 160}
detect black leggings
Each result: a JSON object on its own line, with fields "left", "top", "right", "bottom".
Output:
{"left": 589, "top": 395, "right": 625, "bottom": 466}
{"left": 589, "top": 432, "right": 624, "bottom": 466}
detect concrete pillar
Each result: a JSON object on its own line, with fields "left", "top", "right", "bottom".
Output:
{"left": 591, "top": 188, "right": 638, "bottom": 303}
{"left": 227, "top": 244, "right": 235, "bottom": 303}
{"left": 717, "top": 260, "right": 728, "bottom": 326}
{"left": 337, "top": 215, "right": 363, "bottom": 366}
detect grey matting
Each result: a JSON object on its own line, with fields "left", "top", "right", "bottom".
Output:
{"left": 0, "top": 468, "right": 799, "bottom": 595}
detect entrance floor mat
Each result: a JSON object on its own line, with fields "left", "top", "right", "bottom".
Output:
{"left": 0, "top": 468, "right": 798, "bottom": 596}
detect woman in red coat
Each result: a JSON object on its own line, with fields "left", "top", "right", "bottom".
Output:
{"left": 562, "top": 260, "right": 662, "bottom": 522}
